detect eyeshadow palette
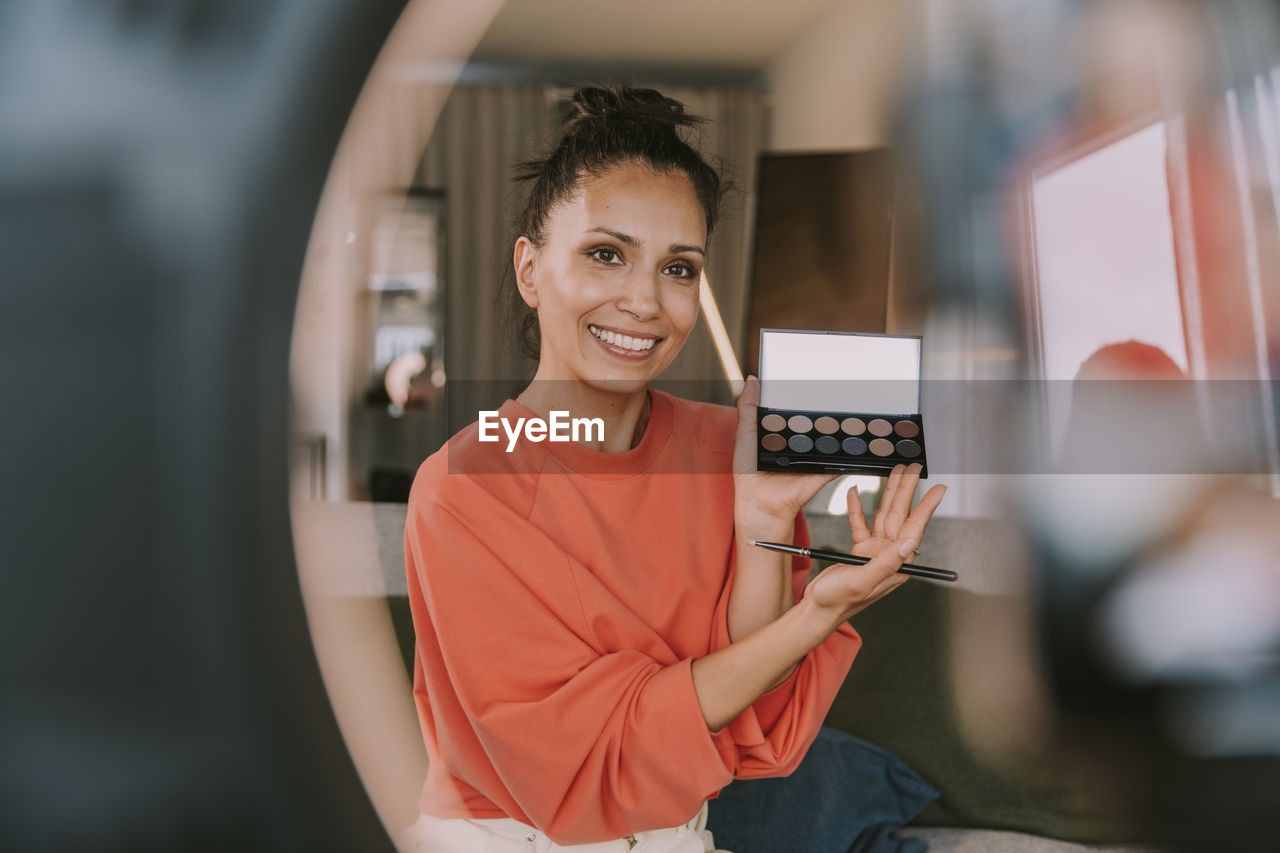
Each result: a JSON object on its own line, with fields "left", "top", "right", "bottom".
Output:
{"left": 756, "top": 329, "right": 928, "bottom": 477}
{"left": 757, "top": 410, "right": 927, "bottom": 474}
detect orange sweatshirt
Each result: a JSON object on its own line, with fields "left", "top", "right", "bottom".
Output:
{"left": 404, "top": 389, "right": 861, "bottom": 844}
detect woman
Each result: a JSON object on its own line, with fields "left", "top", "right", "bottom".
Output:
{"left": 402, "top": 86, "right": 946, "bottom": 852}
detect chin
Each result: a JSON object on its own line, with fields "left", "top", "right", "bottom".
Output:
{"left": 581, "top": 374, "right": 654, "bottom": 397}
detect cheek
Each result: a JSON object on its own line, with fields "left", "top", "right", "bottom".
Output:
{"left": 547, "top": 263, "right": 611, "bottom": 313}
{"left": 667, "top": 287, "right": 701, "bottom": 335}
{"left": 537, "top": 274, "right": 587, "bottom": 324}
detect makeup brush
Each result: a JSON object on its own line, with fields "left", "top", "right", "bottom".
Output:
{"left": 751, "top": 540, "right": 957, "bottom": 582}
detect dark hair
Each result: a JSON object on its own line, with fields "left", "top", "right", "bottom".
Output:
{"left": 505, "top": 85, "right": 726, "bottom": 361}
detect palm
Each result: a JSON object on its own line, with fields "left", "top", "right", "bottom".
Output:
{"left": 809, "top": 463, "right": 947, "bottom": 617}
{"left": 850, "top": 534, "right": 894, "bottom": 560}
{"left": 732, "top": 467, "right": 832, "bottom": 522}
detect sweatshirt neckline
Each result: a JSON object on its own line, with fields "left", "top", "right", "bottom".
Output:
{"left": 500, "top": 388, "right": 674, "bottom": 477}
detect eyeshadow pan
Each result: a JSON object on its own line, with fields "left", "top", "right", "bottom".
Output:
{"left": 840, "top": 417, "right": 866, "bottom": 436}
{"left": 814, "top": 416, "right": 839, "bottom": 435}
{"left": 895, "top": 438, "right": 921, "bottom": 458}
{"left": 868, "top": 418, "right": 893, "bottom": 437}
{"left": 894, "top": 420, "right": 920, "bottom": 438}
{"left": 869, "top": 438, "right": 894, "bottom": 456}
{"left": 788, "top": 434, "right": 814, "bottom": 453}
{"left": 761, "top": 433, "right": 787, "bottom": 452}
{"left": 841, "top": 436, "right": 868, "bottom": 455}
{"left": 761, "top": 413, "right": 787, "bottom": 432}
{"left": 787, "top": 415, "right": 813, "bottom": 433}
{"left": 815, "top": 435, "right": 840, "bottom": 454}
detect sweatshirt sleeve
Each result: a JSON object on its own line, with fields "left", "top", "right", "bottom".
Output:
{"left": 406, "top": 489, "right": 733, "bottom": 844}
{"left": 714, "top": 512, "right": 863, "bottom": 778}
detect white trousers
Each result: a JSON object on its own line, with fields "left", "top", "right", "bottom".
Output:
{"left": 399, "top": 802, "right": 730, "bottom": 853}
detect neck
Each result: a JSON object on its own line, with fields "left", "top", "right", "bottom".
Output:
{"left": 518, "top": 376, "right": 651, "bottom": 453}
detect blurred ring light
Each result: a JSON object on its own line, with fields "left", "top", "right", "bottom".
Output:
{"left": 289, "top": 0, "right": 505, "bottom": 841}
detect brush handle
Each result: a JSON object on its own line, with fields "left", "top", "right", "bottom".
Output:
{"left": 753, "top": 540, "right": 958, "bottom": 583}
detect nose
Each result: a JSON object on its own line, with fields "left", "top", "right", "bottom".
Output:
{"left": 616, "top": 269, "right": 661, "bottom": 321}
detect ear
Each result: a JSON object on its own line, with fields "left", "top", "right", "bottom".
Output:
{"left": 513, "top": 236, "right": 539, "bottom": 309}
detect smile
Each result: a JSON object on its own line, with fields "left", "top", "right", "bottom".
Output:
{"left": 588, "top": 324, "right": 659, "bottom": 354}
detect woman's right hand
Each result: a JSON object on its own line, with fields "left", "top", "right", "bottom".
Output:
{"left": 730, "top": 376, "right": 836, "bottom": 533}
{"left": 807, "top": 464, "right": 947, "bottom": 623}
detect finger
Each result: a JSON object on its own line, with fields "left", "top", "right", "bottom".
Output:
{"left": 871, "top": 465, "right": 901, "bottom": 537}
{"left": 872, "top": 464, "right": 905, "bottom": 538}
{"left": 882, "top": 462, "right": 922, "bottom": 539}
{"left": 893, "top": 482, "right": 948, "bottom": 551}
{"left": 847, "top": 484, "right": 872, "bottom": 543}
{"left": 732, "top": 375, "right": 760, "bottom": 475}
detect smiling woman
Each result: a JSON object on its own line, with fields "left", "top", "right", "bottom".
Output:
{"left": 512, "top": 161, "right": 706, "bottom": 450}
{"left": 399, "top": 85, "right": 947, "bottom": 852}
{"left": 507, "top": 88, "right": 720, "bottom": 380}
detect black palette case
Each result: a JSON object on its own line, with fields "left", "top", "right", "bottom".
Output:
{"left": 756, "top": 329, "right": 928, "bottom": 477}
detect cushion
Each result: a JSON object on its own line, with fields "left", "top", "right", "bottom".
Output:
{"left": 706, "top": 726, "right": 939, "bottom": 853}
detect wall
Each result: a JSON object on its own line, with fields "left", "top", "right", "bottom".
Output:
{"left": 761, "top": 1, "right": 1014, "bottom": 520}
{"left": 764, "top": 0, "right": 921, "bottom": 152}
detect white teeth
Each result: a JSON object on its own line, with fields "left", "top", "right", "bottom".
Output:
{"left": 589, "top": 325, "right": 656, "bottom": 352}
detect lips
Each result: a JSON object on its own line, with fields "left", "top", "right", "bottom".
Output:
{"left": 587, "top": 323, "right": 660, "bottom": 356}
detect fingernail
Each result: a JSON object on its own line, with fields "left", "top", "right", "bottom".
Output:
{"left": 897, "top": 538, "right": 917, "bottom": 557}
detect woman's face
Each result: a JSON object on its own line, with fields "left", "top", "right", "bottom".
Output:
{"left": 514, "top": 161, "right": 706, "bottom": 395}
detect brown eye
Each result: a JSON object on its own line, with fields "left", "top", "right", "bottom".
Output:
{"left": 588, "top": 247, "right": 621, "bottom": 264}
{"left": 664, "top": 261, "right": 696, "bottom": 279}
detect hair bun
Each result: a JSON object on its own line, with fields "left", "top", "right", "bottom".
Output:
{"left": 566, "top": 85, "right": 697, "bottom": 132}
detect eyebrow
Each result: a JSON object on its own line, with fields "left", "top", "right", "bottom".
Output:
{"left": 587, "top": 227, "right": 705, "bottom": 256}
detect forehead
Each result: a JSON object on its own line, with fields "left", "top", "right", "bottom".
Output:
{"left": 550, "top": 162, "right": 707, "bottom": 244}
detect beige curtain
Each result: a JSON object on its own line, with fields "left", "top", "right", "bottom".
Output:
{"left": 415, "top": 82, "right": 766, "bottom": 429}
{"left": 416, "top": 84, "right": 557, "bottom": 434}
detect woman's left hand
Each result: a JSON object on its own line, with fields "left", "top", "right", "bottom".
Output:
{"left": 846, "top": 462, "right": 946, "bottom": 561}
{"left": 732, "top": 375, "right": 836, "bottom": 533}
{"left": 804, "top": 465, "right": 946, "bottom": 621}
